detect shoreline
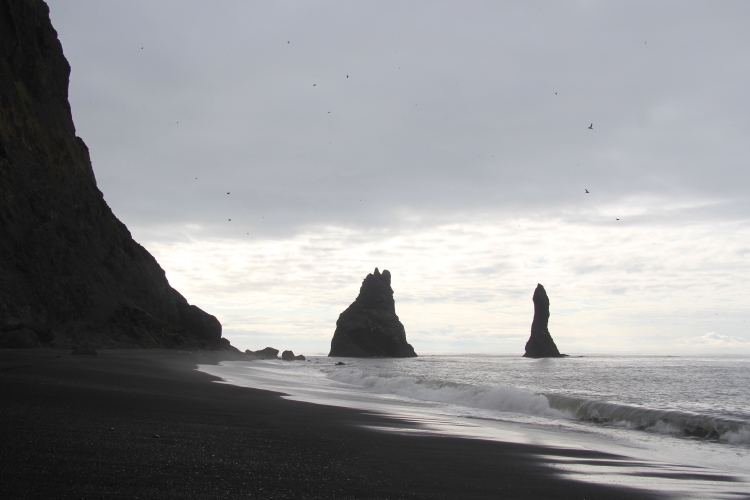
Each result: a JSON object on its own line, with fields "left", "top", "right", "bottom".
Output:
{"left": 0, "top": 348, "right": 665, "bottom": 499}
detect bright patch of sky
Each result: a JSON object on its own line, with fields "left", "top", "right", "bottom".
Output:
{"left": 147, "top": 218, "right": 750, "bottom": 354}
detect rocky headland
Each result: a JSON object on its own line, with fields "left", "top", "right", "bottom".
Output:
{"left": 0, "top": 0, "right": 233, "bottom": 351}
{"left": 523, "top": 284, "right": 565, "bottom": 358}
{"left": 329, "top": 268, "right": 416, "bottom": 358}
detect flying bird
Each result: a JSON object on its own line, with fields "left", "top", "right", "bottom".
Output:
{"left": 227, "top": 192, "right": 230, "bottom": 194}
{"left": 616, "top": 218, "right": 620, "bottom": 220}
{"left": 585, "top": 189, "right": 589, "bottom": 193}
{"left": 346, "top": 75, "right": 349, "bottom": 78}
{"left": 228, "top": 219, "right": 231, "bottom": 221}
{"left": 287, "top": 41, "right": 290, "bottom": 43}
{"left": 588, "top": 123, "right": 593, "bottom": 130}
{"left": 313, "top": 83, "right": 316, "bottom": 86}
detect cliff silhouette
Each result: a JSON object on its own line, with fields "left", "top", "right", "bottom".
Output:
{"left": 0, "top": 0, "right": 233, "bottom": 350}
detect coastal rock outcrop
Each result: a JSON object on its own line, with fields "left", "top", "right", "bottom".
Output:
{"left": 0, "top": 0, "right": 233, "bottom": 350}
{"left": 329, "top": 268, "right": 417, "bottom": 358}
{"left": 523, "top": 284, "right": 565, "bottom": 358}
{"left": 246, "top": 347, "right": 279, "bottom": 359}
{"left": 281, "top": 350, "right": 305, "bottom": 361}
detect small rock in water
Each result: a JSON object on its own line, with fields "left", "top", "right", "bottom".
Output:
{"left": 335, "top": 362, "right": 346, "bottom": 366}
{"left": 281, "top": 350, "right": 305, "bottom": 361}
{"left": 246, "top": 347, "right": 279, "bottom": 359}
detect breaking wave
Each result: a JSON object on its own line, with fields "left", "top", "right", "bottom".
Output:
{"left": 327, "top": 369, "right": 567, "bottom": 418}
{"left": 546, "top": 394, "right": 750, "bottom": 444}
{"left": 327, "top": 369, "right": 750, "bottom": 444}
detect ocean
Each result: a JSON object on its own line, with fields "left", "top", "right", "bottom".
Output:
{"left": 199, "top": 354, "right": 750, "bottom": 498}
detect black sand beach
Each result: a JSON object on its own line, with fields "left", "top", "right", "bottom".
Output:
{"left": 0, "top": 349, "right": 662, "bottom": 499}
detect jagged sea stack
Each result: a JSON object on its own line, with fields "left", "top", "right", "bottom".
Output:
{"left": 523, "top": 284, "right": 565, "bottom": 358}
{"left": 329, "top": 268, "right": 417, "bottom": 358}
{"left": 0, "top": 0, "right": 232, "bottom": 350}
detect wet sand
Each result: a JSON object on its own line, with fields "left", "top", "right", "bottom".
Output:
{"left": 0, "top": 349, "right": 663, "bottom": 499}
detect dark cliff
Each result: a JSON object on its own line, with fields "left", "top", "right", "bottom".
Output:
{"left": 0, "top": 0, "right": 231, "bottom": 350}
{"left": 329, "top": 268, "right": 416, "bottom": 358}
{"left": 523, "top": 284, "right": 564, "bottom": 358}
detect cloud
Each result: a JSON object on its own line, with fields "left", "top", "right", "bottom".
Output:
{"left": 693, "top": 332, "right": 749, "bottom": 346}
{"left": 47, "top": 1, "right": 750, "bottom": 241}
{"left": 43, "top": 1, "right": 750, "bottom": 353}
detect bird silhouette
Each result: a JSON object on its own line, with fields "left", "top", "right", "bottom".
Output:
{"left": 313, "top": 83, "right": 316, "bottom": 86}
{"left": 227, "top": 192, "right": 230, "bottom": 194}
{"left": 585, "top": 189, "right": 589, "bottom": 193}
{"left": 346, "top": 75, "right": 349, "bottom": 78}
{"left": 588, "top": 123, "right": 593, "bottom": 130}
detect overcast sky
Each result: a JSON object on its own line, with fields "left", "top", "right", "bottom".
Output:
{"left": 46, "top": 1, "right": 750, "bottom": 354}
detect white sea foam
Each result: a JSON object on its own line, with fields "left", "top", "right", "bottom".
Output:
{"left": 719, "top": 427, "right": 750, "bottom": 445}
{"left": 327, "top": 368, "right": 567, "bottom": 418}
{"left": 326, "top": 366, "right": 750, "bottom": 445}
{"left": 540, "top": 394, "right": 750, "bottom": 444}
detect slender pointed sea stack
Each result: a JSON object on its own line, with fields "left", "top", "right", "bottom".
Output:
{"left": 329, "top": 268, "right": 417, "bottom": 357}
{"left": 523, "top": 284, "right": 564, "bottom": 358}
{"left": 0, "top": 0, "right": 234, "bottom": 350}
